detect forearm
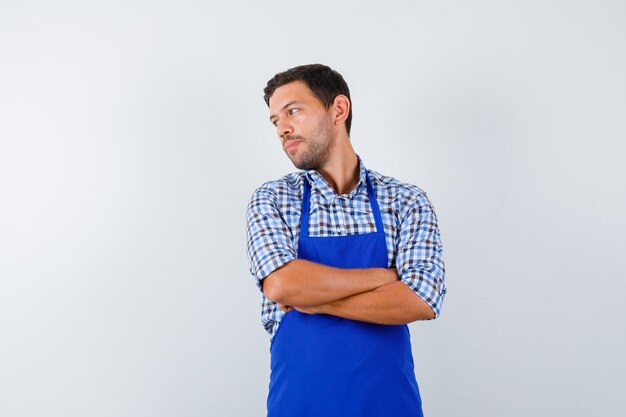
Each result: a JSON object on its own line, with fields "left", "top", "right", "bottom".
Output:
{"left": 302, "top": 281, "right": 435, "bottom": 324}
{"left": 262, "top": 259, "right": 396, "bottom": 307}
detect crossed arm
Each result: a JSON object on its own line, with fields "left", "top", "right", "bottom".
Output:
{"left": 262, "top": 259, "right": 435, "bottom": 324}
{"left": 248, "top": 184, "right": 443, "bottom": 325}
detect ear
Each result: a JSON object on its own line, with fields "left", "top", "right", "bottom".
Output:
{"left": 331, "top": 94, "right": 350, "bottom": 128}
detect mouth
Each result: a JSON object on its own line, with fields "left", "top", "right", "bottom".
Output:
{"left": 284, "top": 140, "right": 301, "bottom": 152}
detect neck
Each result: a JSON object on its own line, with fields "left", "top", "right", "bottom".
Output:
{"left": 317, "top": 136, "right": 359, "bottom": 195}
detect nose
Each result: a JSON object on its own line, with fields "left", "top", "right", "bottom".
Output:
{"left": 277, "top": 119, "right": 293, "bottom": 138}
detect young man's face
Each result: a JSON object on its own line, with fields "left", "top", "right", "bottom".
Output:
{"left": 268, "top": 81, "right": 335, "bottom": 170}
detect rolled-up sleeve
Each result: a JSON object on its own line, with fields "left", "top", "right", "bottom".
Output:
{"left": 396, "top": 192, "right": 447, "bottom": 317}
{"left": 246, "top": 184, "right": 297, "bottom": 291}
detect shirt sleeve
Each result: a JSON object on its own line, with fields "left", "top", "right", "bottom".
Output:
{"left": 246, "top": 184, "right": 297, "bottom": 292}
{"left": 395, "top": 192, "right": 447, "bottom": 317}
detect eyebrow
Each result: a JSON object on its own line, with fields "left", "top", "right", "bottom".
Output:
{"left": 269, "top": 100, "right": 300, "bottom": 122}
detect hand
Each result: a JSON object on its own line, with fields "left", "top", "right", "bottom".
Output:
{"left": 294, "top": 305, "right": 319, "bottom": 315}
{"left": 278, "top": 303, "right": 293, "bottom": 313}
{"left": 385, "top": 267, "right": 399, "bottom": 283}
{"left": 278, "top": 303, "right": 316, "bottom": 314}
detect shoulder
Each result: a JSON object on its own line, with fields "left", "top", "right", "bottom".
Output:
{"left": 248, "top": 171, "right": 306, "bottom": 207}
{"left": 366, "top": 168, "right": 435, "bottom": 222}
{"left": 367, "top": 169, "right": 426, "bottom": 201}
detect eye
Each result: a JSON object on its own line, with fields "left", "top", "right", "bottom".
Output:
{"left": 287, "top": 108, "right": 299, "bottom": 116}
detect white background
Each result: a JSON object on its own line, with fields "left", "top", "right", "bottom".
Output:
{"left": 1, "top": 1, "right": 625, "bottom": 416}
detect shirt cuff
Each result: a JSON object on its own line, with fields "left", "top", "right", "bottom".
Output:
{"left": 401, "top": 273, "right": 447, "bottom": 318}
{"left": 254, "top": 252, "right": 296, "bottom": 290}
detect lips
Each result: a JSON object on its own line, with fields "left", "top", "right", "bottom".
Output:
{"left": 284, "top": 140, "right": 301, "bottom": 151}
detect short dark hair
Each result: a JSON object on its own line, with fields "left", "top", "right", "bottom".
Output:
{"left": 264, "top": 64, "right": 352, "bottom": 135}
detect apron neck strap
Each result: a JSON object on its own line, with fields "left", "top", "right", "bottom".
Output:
{"left": 365, "top": 172, "right": 385, "bottom": 234}
{"left": 300, "top": 176, "right": 312, "bottom": 238}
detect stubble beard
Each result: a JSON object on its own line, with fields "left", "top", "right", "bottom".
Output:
{"left": 285, "top": 118, "right": 334, "bottom": 171}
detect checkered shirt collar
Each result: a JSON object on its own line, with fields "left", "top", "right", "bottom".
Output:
{"left": 304, "top": 155, "right": 368, "bottom": 200}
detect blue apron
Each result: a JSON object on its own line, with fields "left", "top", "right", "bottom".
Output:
{"left": 267, "top": 173, "right": 423, "bottom": 417}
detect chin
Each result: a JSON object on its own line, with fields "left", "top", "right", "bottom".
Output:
{"left": 293, "top": 161, "right": 311, "bottom": 170}
{"left": 289, "top": 156, "right": 307, "bottom": 170}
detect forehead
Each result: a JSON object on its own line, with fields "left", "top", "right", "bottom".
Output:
{"left": 268, "top": 80, "right": 322, "bottom": 113}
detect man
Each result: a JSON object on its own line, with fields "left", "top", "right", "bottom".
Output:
{"left": 246, "top": 64, "right": 446, "bottom": 417}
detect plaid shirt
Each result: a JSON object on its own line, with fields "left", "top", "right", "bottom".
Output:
{"left": 246, "top": 157, "right": 446, "bottom": 338}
